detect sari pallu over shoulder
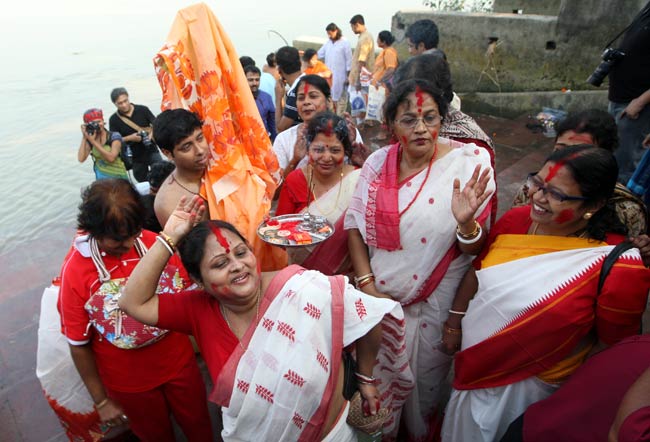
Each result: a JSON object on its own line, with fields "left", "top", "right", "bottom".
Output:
{"left": 454, "top": 237, "right": 650, "bottom": 391}
{"left": 211, "top": 266, "right": 407, "bottom": 441}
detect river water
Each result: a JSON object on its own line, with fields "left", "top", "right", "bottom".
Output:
{"left": 0, "top": 1, "right": 425, "bottom": 268}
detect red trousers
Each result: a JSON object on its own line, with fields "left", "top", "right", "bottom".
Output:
{"left": 107, "top": 357, "right": 213, "bottom": 442}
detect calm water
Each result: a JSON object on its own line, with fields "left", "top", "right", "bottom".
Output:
{"left": 0, "top": 1, "right": 425, "bottom": 259}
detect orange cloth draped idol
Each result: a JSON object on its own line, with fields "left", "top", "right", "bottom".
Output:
{"left": 154, "top": 3, "right": 286, "bottom": 270}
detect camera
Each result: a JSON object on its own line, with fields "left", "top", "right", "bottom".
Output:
{"left": 139, "top": 130, "right": 154, "bottom": 148}
{"left": 587, "top": 48, "right": 625, "bottom": 87}
{"left": 86, "top": 121, "right": 100, "bottom": 135}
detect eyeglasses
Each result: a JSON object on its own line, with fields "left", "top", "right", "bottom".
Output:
{"left": 526, "top": 173, "right": 588, "bottom": 203}
{"left": 309, "top": 144, "right": 343, "bottom": 155}
{"left": 396, "top": 114, "right": 441, "bottom": 129}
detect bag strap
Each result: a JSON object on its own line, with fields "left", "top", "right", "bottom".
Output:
{"left": 117, "top": 112, "right": 147, "bottom": 133}
{"left": 598, "top": 241, "right": 635, "bottom": 294}
{"left": 89, "top": 236, "right": 148, "bottom": 282}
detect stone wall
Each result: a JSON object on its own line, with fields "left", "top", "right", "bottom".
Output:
{"left": 392, "top": 1, "right": 645, "bottom": 94}
{"left": 492, "top": 0, "right": 562, "bottom": 15}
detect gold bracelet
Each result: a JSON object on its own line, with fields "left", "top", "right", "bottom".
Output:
{"left": 456, "top": 220, "right": 480, "bottom": 239}
{"left": 354, "top": 272, "right": 374, "bottom": 285}
{"left": 357, "top": 277, "right": 375, "bottom": 289}
{"left": 158, "top": 231, "right": 176, "bottom": 251}
{"left": 94, "top": 398, "right": 110, "bottom": 410}
{"left": 443, "top": 321, "right": 462, "bottom": 335}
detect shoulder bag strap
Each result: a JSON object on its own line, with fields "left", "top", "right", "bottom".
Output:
{"left": 598, "top": 241, "right": 635, "bottom": 295}
{"left": 117, "top": 112, "right": 147, "bottom": 133}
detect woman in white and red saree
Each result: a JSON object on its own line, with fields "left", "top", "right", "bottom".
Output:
{"left": 345, "top": 79, "right": 495, "bottom": 441}
{"left": 276, "top": 111, "right": 360, "bottom": 276}
{"left": 120, "top": 198, "right": 413, "bottom": 441}
{"left": 442, "top": 145, "right": 650, "bottom": 442}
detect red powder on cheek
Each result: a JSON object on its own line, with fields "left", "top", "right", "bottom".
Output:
{"left": 210, "top": 283, "right": 234, "bottom": 296}
{"left": 555, "top": 209, "right": 575, "bottom": 224}
{"left": 430, "top": 129, "right": 438, "bottom": 139}
{"left": 210, "top": 226, "right": 230, "bottom": 254}
{"left": 335, "top": 157, "right": 344, "bottom": 165}
{"left": 400, "top": 136, "right": 408, "bottom": 145}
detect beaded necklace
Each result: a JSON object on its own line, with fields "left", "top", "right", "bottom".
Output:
{"left": 398, "top": 145, "right": 436, "bottom": 218}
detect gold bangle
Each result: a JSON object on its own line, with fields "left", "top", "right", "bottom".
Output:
{"left": 443, "top": 321, "right": 462, "bottom": 335}
{"left": 158, "top": 231, "right": 176, "bottom": 251}
{"left": 456, "top": 220, "right": 480, "bottom": 239}
{"left": 94, "top": 398, "right": 110, "bottom": 410}
{"left": 354, "top": 272, "right": 374, "bottom": 285}
{"left": 357, "top": 277, "right": 375, "bottom": 289}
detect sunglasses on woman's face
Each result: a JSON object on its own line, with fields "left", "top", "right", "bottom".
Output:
{"left": 526, "top": 173, "right": 588, "bottom": 203}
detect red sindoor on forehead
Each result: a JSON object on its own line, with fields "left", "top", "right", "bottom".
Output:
{"left": 415, "top": 85, "right": 424, "bottom": 114}
{"left": 545, "top": 153, "right": 581, "bottom": 182}
{"left": 303, "top": 83, "right": 310, "bottom": 96}
{"left": 323, "top": 120, "right": 334, "bottom": 137}
{"left": 210, "top": 225, "right": 230, "bottom": 253}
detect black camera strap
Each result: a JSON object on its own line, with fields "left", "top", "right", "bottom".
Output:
{"left": 603, "top": 1, "right": 650, "bottom": 49}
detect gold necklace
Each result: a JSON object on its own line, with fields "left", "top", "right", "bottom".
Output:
{"left": 307, "top": 166, "right": 344, "bottom": 217}
{"left": 220, "top": 285, "right": 261, "bottom": 350}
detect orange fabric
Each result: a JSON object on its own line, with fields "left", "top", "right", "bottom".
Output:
{"left": 372, "top": 46, "right": 398, "bottom": 84}
{"left": 154, "top": 3, "right": 286, "bottom": 270}
{"left": 304, "top": 60, "right": 332, "bottom": 87}
{"left": 481, "top": 234, "right": 607, "bottom": 269}
{"left": 537, "top": 340, "right": 593, "bottom": 384}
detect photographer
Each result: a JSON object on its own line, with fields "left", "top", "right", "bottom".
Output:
{"left": 77, "top": 108, "right": 128, "bottom": 180}
{"left": 108, "top": 87, "right": 163, "bottom": 182}
{"left": 603, "top": 1, "right": 650, "bottom": 184}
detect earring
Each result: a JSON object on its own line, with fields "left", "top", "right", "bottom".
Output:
{"left": 583, "top": 212, "right": 593, "bottom": 220}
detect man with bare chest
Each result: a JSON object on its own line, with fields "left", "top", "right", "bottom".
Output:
{"left": 152, "top": 109, "right": 209, "bottom": 227}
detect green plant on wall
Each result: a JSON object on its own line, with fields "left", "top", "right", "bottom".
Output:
{"left": 423, "top": 0, "right": 493, "bottom": 12}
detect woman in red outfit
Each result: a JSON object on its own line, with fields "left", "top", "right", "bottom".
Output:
{"left": 276, "top": 111, "right": 360, "bottom": 275}
{"left": 441, "top": 146, "right": 650, "bottom": 442}
{"left": 58, "top": 179, "right": 212, "bottom": 441}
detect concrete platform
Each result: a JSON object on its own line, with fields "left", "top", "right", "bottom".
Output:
{"left": 0, "top": 112, "right": 552, "bottom": 441}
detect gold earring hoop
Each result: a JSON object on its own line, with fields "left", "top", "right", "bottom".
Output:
{"left": 583, "top": 212, "right": 593, "bottom": 220}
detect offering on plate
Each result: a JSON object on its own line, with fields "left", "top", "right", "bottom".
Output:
{"left": 257, "top": 214, "right": 334, "bottom": 247}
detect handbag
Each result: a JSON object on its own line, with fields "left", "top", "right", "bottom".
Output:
{"left": 346, "top": 391, "right": 390, "bottom": 435}
{"left": 365, "top": 85, "right": 386, "bottom": 122}
{"left": 342, "top": 351, "right": 358, "bottom": 400}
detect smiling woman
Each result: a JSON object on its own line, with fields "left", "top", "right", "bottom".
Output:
{"left": 442, "top": 145, "right": 650, "bottom": 442}
{"left": 119, "top": 196, "right": 410, "bottom": 441}
{"left": 344, "top": 78, "right": 495, "bottom": 440}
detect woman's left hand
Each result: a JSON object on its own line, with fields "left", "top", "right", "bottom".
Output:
{"left": 163, "top": 195, "right": 206, "bottom": 244}
{"left": 358, "top": 383, "right": 381, "bottom": 416}
{"left": 452, "top": 164, "right": 493, "bottom": 226}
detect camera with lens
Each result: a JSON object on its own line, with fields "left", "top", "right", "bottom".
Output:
{"left": 587, "top": 47, "right": 626, "bottom": 87}
{"left": 139, "top": 130, "right": 154, "bottom": 148}
{"left": 86, "top": 121, "right": 101, "bottom": 135}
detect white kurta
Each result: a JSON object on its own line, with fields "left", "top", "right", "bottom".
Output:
{"left": 318, "top": 38, "right": 352, "bottom": 101}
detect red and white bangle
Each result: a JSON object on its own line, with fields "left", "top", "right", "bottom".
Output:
{"left": 355, "top": 372, "right": 378, "bottom": 385}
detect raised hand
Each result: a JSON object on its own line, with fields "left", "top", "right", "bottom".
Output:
{"left": 163, "top": 195, "right": 206, "bottom": 244}
{"left": 452, "top": 164, "right": 493, "bottom": 226}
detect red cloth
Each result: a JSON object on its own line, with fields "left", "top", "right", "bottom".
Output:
{"left": 369, "top": 142, "right": 403, "bottom": 251}
{"left": 106, "top": 356, "right": 213, "bottom": 442}
{"left": 523, "top": 335, "right": 650, "bottom": 442}
{"left": 157, "top": 289, "right": 238, "bottom": 382}
{"left": 276, "top": 168, "right": 309, "bottom": 215}
{"left": 619, "top": 406, "right": 650, "bottom": 442}
{"left": 58, "top": 230, "right": 196, "bottom": 392}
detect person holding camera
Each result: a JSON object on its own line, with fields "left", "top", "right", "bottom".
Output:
{"left": 108, "top": 87, "right": 163, "bottom": 182}
{"left": 598, "top": 2, "right": 650, "bottom": 184}
{"left": 78, "top": 108, "right": 128, "bottom": 180}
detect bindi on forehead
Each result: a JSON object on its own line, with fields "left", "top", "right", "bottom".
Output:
{"left": 210, "top": 226, "right": 231, "bottom": 254}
